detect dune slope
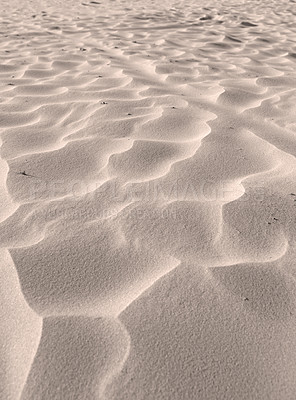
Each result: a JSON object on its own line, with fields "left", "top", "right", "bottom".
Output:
{"left": 1, "top": 0, "right": 296, "bottom": 399}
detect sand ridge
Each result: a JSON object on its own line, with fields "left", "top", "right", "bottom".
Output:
{"left": 1, "top": 0, "right": 296, "bottom": 399}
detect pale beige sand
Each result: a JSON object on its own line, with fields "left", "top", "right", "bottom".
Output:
{"left": 1, "top": 0, "right": 296, "bottom": 398}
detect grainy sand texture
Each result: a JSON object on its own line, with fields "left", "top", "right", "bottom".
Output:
{"left": 1, "top": 0, "right": 296, "bottom": 399}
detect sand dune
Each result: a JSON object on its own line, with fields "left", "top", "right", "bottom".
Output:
{"left": 1, "top": 0, "right": 296, "bottom": 399}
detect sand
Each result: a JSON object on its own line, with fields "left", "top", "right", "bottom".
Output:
{"left": 1, "top": 0, "right": 296, "bottom": 398}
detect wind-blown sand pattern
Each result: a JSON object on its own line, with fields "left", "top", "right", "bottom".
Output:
{"left": 1, "top": 0, "right": 296, "bottom": 398}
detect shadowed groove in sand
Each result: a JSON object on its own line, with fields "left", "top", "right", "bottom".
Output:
{"left": 20, "top": 316, "right": 130, "bottom": 400}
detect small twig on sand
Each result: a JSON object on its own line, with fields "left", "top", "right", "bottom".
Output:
{"left": 16, "top": 171, "right": 36, "bottom": 178}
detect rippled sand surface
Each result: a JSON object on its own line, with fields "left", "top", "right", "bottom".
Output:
{"left": 1, "top": 0, "right": 296, "bottom": 398}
